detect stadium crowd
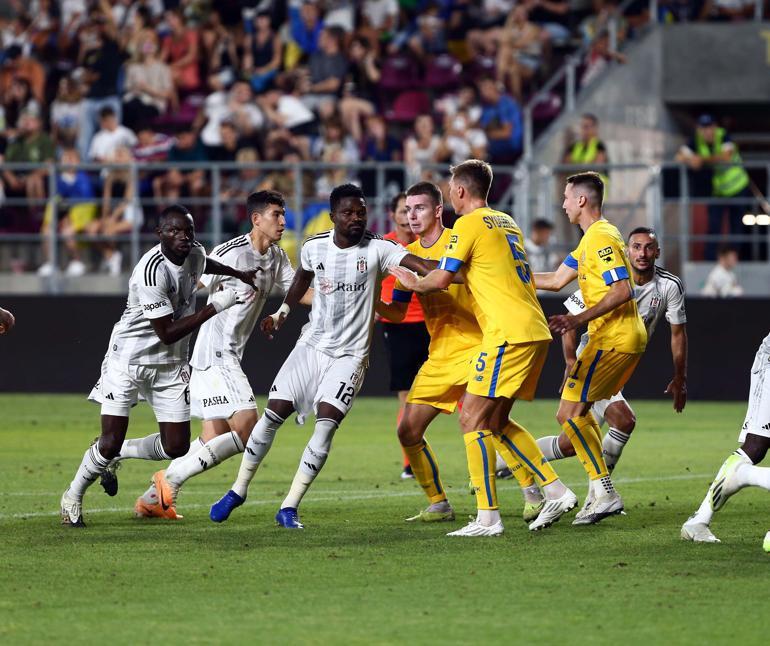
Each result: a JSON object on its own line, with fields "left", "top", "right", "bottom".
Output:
{"left": 0, "top": 0, "right": 760, "bottom": 274}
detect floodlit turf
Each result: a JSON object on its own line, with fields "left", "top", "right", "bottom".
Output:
{"left": 1, "top": 394, "right": 768, "bottom": 645}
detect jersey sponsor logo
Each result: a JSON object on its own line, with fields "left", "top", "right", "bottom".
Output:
{"left": 568, "top": 293, "right": 585, "bottom": 310}
{"left": 598, "top": 246, "right": 615, "bottom": 264}
{"left": 202, "top": 395, "right": 230, "bottom": 407}
{"left": 318, "top": 277, "right": 366, "bottom": 294}
{"left": 144, "top": 300, "right": 169, "bottom": 312}
{"left": 357, "top": 256, "right": 367, "bottom": 273}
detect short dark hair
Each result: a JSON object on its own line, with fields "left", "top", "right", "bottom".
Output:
{"left": 247, "top": 190, "right": 285, "bottom": 216}
{"left": 389, "top": 192, "right": 406, "bottom": 214}
{"left": 717, "top": 245, "right": 738, "bottom": 257}
{"left": 450, "top": 159, "right": 493, "bottom": 200}
{"left": 99, "top": 106, "right": 116, "bottom": 120}
{"left": 159, "top": 204, "right": 192, "bottom": 225}
{"left": 330, "top": 183, "right": 365, "bottom": 212}
{"left": 532, "top": 218, "right": 554, "bottom": 230}
{"left": 406, "top": 181, "right": 443, "bottom": 207}
{"left": 627, "top": 226, "right": 658, "bottom": 244}
{"left": 566, "top": 172, "right": 604, "bottom": 208}
{"left": 581, "top": 113, "right": 599, "bottom": 125}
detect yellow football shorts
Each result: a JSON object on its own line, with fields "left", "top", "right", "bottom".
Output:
{"left": 406, "top": 351, "right": 474, "bottom": 413}
{"left": 466, "top": 340, "right": 549, "bottom": 400}
{"left": 562, "top": 337, "right": 642, "bottom": 403}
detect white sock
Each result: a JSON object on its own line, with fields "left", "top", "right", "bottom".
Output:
{"left": 232, "top": 409, "right": 284, "bottom": 498}
{"left": 118, "top": 433, "right": 171, "bottom": 460}
{"left": 537, "top": 436, "right": 564, "bottom": 461}
{"left": 735, "top": 462, "right": 770, "bottom": 490}
{"left": 602, "top": 428, "right": 631, "bottom": 472}
{"left": 476, "top": 509, "right": 501, "bottom": 526}
{"left": 68, "top": 442, "right": 111, "bottom": 500}
{"left": 280, "top": 418, "right": 339, "bottom": 509}
{"left": 689, "top": 492, "right": 714, "bottom": 525}
{"left": 166, "top": 432, "right": 244, "bottom": 489}
{"left": 495, "top": 452, "right": 508, "bottom": 471}
{"left": 522, "top": 484, "right": 544, "bottom": 503}
{"left": 591, "top": 475, "right": 616, "bottom": 498}
{"left": 542, "top": 479, "right": 567, "bottom": 500}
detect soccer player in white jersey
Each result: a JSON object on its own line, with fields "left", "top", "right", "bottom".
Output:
{"left": 533, "top": 227, "right": 688, "bottom": 508}
{"left": 60, "top": 205, "right": 259, "bottom": 527}
{"left": 129, "top": 191, "right": 312, "bottom": 519}
{"left": 682, "top": 331, "right": 770, "bottom": 544}
{"left": 210, "top": 183, "right": 440, "bottom": 529}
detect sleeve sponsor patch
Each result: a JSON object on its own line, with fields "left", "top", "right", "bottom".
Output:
{"left": 598, "top": 246, "right": 615, "bottom": 264}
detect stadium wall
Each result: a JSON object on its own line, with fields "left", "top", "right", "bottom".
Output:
{"left": 0, "top": 295, "right": 765, "bottom": 402}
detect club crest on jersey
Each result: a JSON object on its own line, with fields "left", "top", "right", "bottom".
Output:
{"left": 180, "top": 368, "right": 190, "bottom": 384}
{"left": 357, "top": 256, "right": 367, "bottom": 273}
{"left": 650, "top": 293, "right": 662, "bottom": 309}
{"left": 598, "top": 246, "right": 614, "bottom": 264}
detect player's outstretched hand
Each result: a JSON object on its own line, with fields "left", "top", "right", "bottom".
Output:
{"left": 0, "top": 307, "right": 15, "bottom": 335}
{"left": 548, "top": 314, "right": 577, "bottom": 336}
{"left": 389, "top": 266, "right": 418, "bottom": 290}
{"left": 238, "top": 267, "right": 263, "bottom": 290}
{"left": 260, "top": 311, "right": 286, "bottom": 340}
{"left": 665, "top": 377, "right": 687, "bottom": 413}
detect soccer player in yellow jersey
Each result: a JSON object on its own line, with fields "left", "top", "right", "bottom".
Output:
{"left": 391, "top": 160, "right": 577, "bottom": 537}
{"left": 534, "top": 172, "right": 647, "bottom": 525}
{"left": 378, "top": 181, "right": 548, "bottom": 525}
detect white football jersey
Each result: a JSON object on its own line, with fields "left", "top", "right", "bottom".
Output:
{"left": 191, "top": 235, "right": 295, "bottom": 369}
{"left": 298, "top": 230, "right": 408, "bottom": 359}
{"left": 565, "top": 265, "right": 687, "bottom": 353}
{"left": 760, "top": 332, "right": 770, "bottom": 355}
{"left": 106, "top": 243, "right": 207, "bottom": 365}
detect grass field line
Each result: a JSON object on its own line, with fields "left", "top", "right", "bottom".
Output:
{"left": 0, "top": 471, "right": 713, "bottom": 520}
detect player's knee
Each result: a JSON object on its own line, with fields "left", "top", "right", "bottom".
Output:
{"left": 162, "top": 438, "right": 189, "bottom": 459}
{"left": 740, "top": 434, "right": 770, "bottom": 464}
{"left": 98, "top": 436, "right": 122, "bottom": 460}
{"left": 397, "top": 423, "right": 423, "bottom": 447}
{"left": 618, "top": 410, "right": 636, "bottom": 435}
{"left": 558, "top": 434, "right": 577, "bottom": 457}
{"left": 555, "top": 411, "right": 568, "bottom": 426}
{"left": 234, "top": 411, "right": 258, "bottom": 444}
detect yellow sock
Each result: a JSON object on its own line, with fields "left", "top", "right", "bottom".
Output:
{"left": 402, "top": 440, "right": 447, "bottom": 505}
{"left": 497, "top": 420, "right": 558, "bottom": 486}
{"left": 464, "top": 431, "right": 498, "bottom": 510}
{"left": 562, "top": 414, "right": 609, "bottom": 480}
{"left": 492, "top": 436, "right": 535, "bottom": 488}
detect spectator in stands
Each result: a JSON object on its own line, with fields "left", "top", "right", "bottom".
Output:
{"left": 2, "top": 107, "right": 55, "bottom": 211}
{"left": 496, "top": 4, "right": 543, "bottom": 100}
{"left": 581, "top": 0, "right": 627, "bottom": 46}
{"left": 477, "top": 76, "right": 523, "bottom": 161}
{"left": 311, "top": 115, "right": 360, "bottom": 196}
{"left": 358, "top": 0, "right": 400, "bottom": 47}
{"left": 0, "top": 44, "right": 45, "bottom": 105}
{"left": 161, "top": 9, "right": 201, "bottom": 94}
{"left": 77, "top": 8, "right": 125, "bottom": 160}
{"left": 198, "top": 80, "right": 264, "bottom": 157}
{"left": 220, "top": 146, "right": 262, "bottom": 234}
{"left": 50, "top": 76, "right": 84, "bottom": 150}
{"left": 563, "top": 112, "right": 608, "bottom": 166}
{"left": 206, "top": 118, "right": 244, "bottom": 164}
{"left": 701, "top": 246, "right": 743, "bottom": 297}
{"left": 1, "top": 76, "right": 40, "bottom": 142}
{"left": 289, "top": 0, "right": 324, "bottom": 56}
{"left": 437, "top": 83, "right": 483, "bottom": 126}
{"left": 339, "top": 36, "right": 380, "bottom": 142}
{"left": 408, "top": 9, "right": 448, "bottom": 58}
{"left": 301, "top": 25, "right": 348, "bottom": 112}
{"left": 153, "top": 126, "right": 207, "bottom": 205}
{"left": 362, "top": 113, "right": 401, "bottom": 162}
{"left": 243, "top": 11, "right": 281, "bottom": 93}
{"left": 437, "top": 109, "right": 488, "bottom": 165}
{"left": 527, "top": 0, "right": 572, "bottom": 47}
{"left": 39, "top": 147, "right": 98, "bottom": 277}
{"left": 122, "top": 32, "right": 175, "bottom": 132}
{"left": 404, "top": 113, "right": 441, "bottom": 183}
{"left": 91, "top": 145, "right": 143, "bottom": 275}
{"left": 258, "top": 74, "right": 317, "bottom": 141}
{"left": 120, "top": 4, "right": 155, "bottom": 59}
{"left": 580, "top": 29, "right": 626, "bottom": 87}
{"left": 524, "top": 218, "right": 560, "bottom": 272}
{"left": 132, "top": 123, "right": 174, "bottom": 198}
{"left": 88, "top": 106, "right": 137, "bottom": 164}
{"left": 201, "top": 8, "right": 240, "bottom": 92}
{"left": 676, "top": 114, "right": 752, "bottom": 260}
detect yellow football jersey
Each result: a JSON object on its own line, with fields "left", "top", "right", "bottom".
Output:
{"left": 564, "top": 219, "right": 647, "bottom": 353}
{"left": 393, "top": 228, "right": 482, "bottom": 360}
{"left": 438, "top": 207, "right": 551, "bottom": 347}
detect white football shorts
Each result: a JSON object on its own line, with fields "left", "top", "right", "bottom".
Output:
{"left": 88, "top": 355, "right": 191, "bottom": 422}
{"left": 269, "top": 342, "right": 367, "bottom": 423}
{"left": 190, "top": 364, "right": 257, "bottom": 420}
{"left": 591, "top": 391, "right": 629, "bottom": 428}
{"left": 739, "top": 347, "right": 770, "bottom": 442}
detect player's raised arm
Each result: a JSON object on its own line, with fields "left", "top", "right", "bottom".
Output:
{"left": 534, "top": 259, "right": 578, "bottom": 291}
{"left": 204, "top": 256, "right": 260, "bottom": 290}
{"left": 260, "top": 267, "right": 314, "bottom": 339}
{"left": 0, "top": 306, "right": 15, "bottom": 335}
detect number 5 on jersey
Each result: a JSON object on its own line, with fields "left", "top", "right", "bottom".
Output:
{"left": 506, "top": 233, "right": 531, "bottom": 284}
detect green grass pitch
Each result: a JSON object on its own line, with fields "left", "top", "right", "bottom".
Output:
{"left": 1, "top": 394, "right": 768, "bottom": 645}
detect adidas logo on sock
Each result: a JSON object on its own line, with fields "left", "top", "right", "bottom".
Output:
{"left": 303, "top": 461, "right": 318, "bottom": 472}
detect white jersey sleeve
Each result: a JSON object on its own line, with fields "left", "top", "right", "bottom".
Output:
{"left": 276, "top": 247, "right": 295, "bottom": 294}
{"left": 137, "top": 269, "right": 174, "bottom": 320}
{"left": 664, "top": 277, "right": 687, "bottom": 325}
{"left": 376, "top": 237, "right": 409, "bottom": 274}
{"left": 563, "top": 289, "right": 586, "bottom": 316}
